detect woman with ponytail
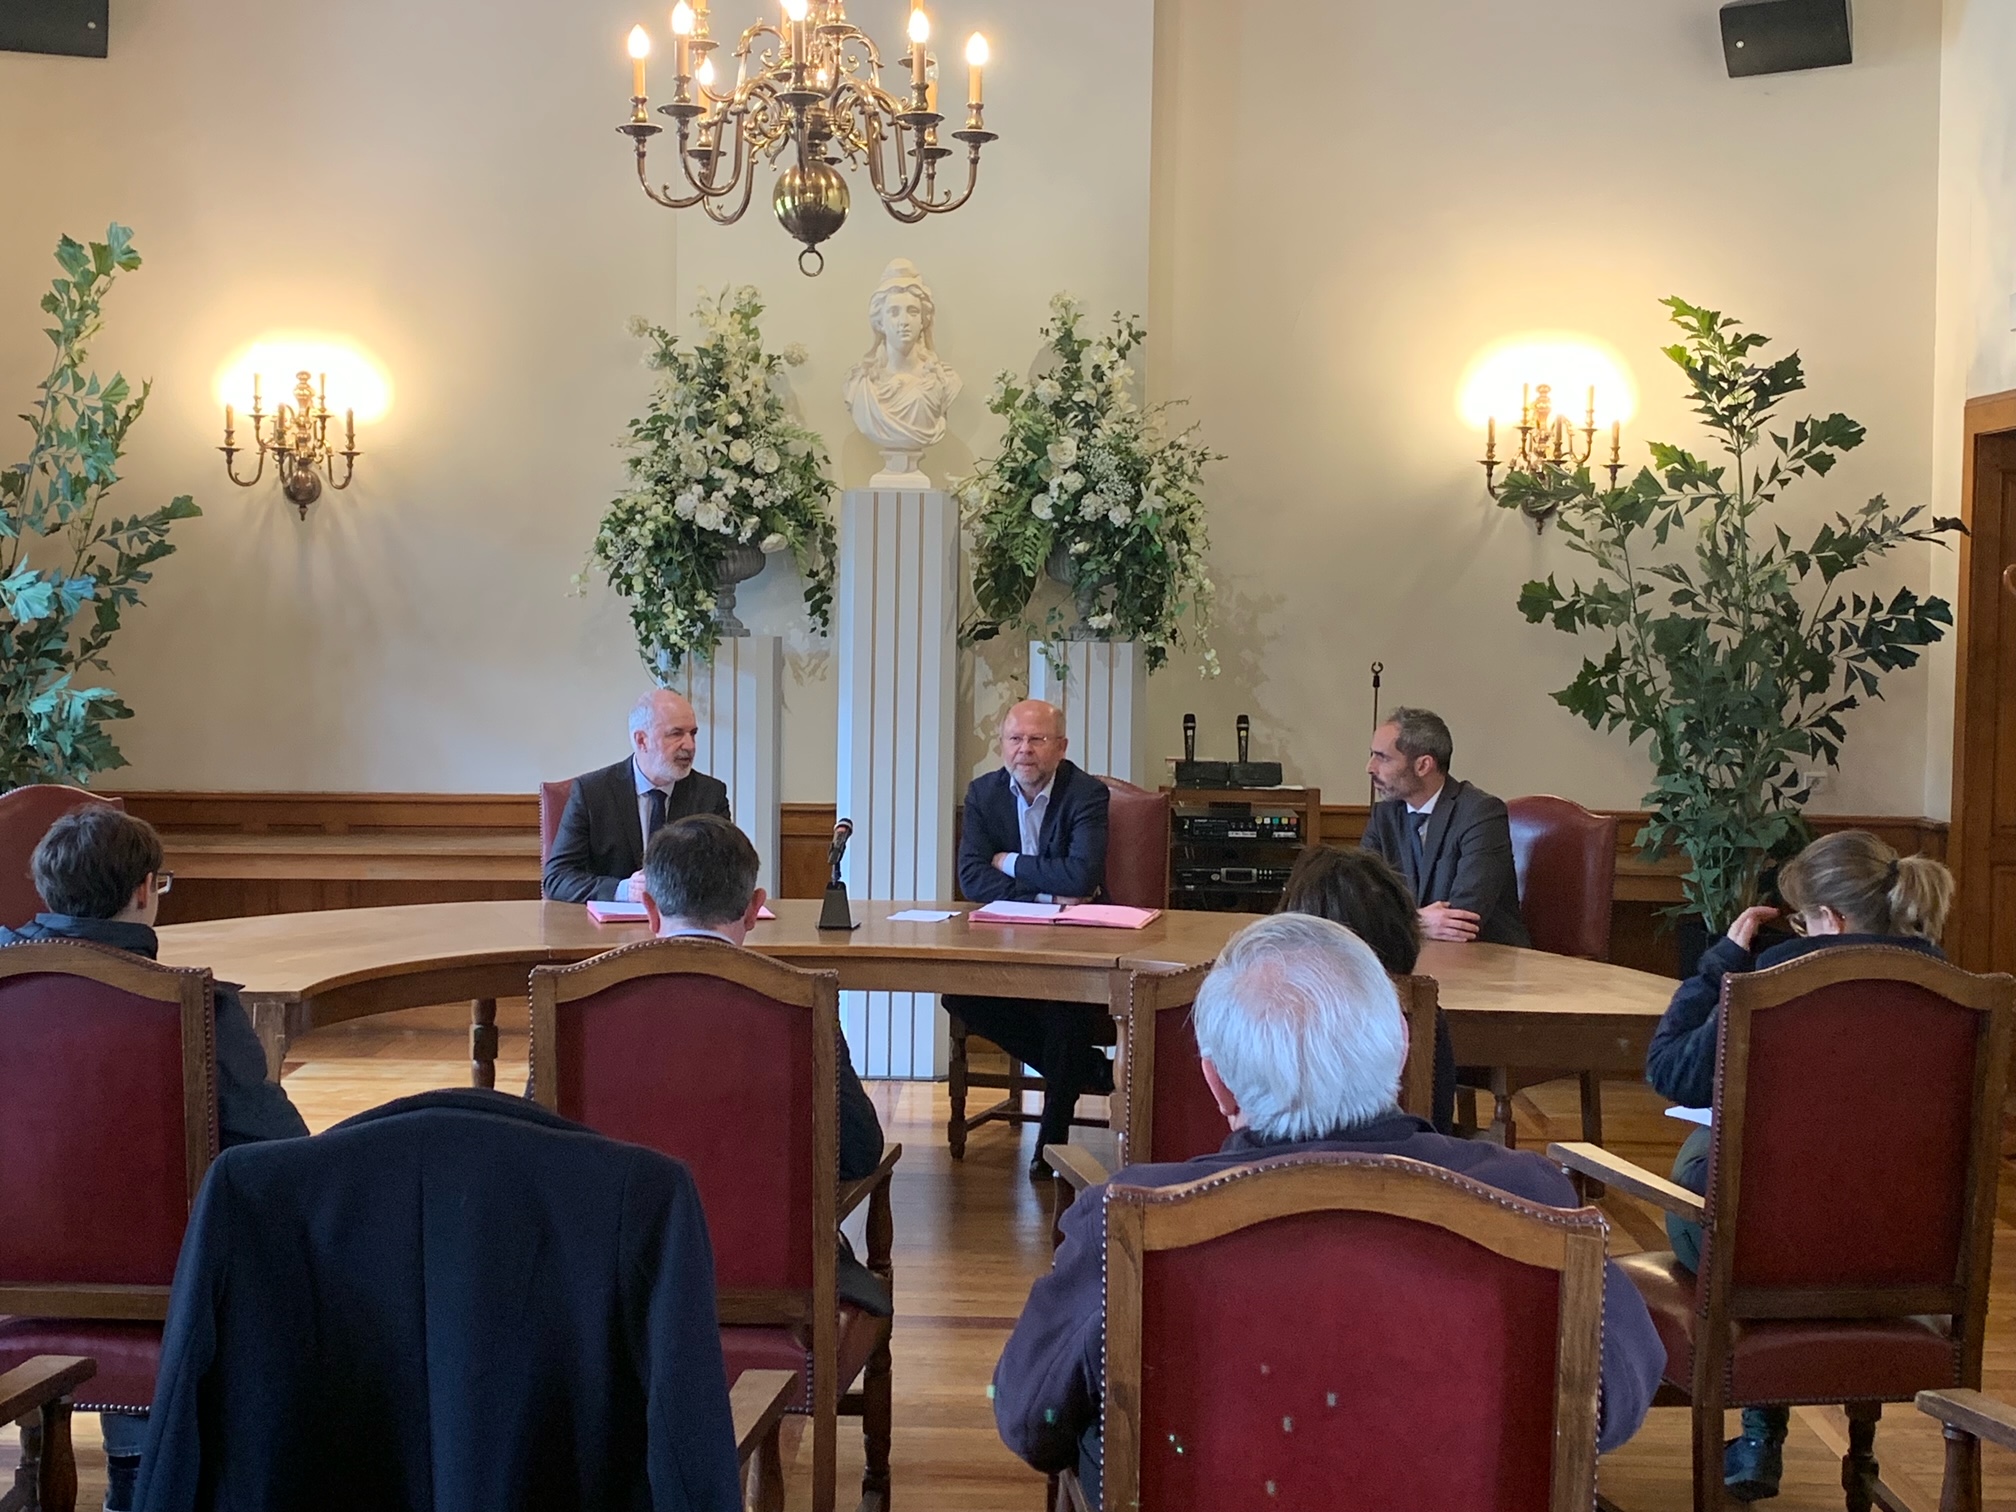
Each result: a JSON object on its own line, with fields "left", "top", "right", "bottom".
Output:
{"left": 1644, "top": 829, "right": 1953, "bottom": 1501}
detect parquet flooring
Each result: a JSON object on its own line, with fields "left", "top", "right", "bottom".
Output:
{"left": 12, "top": 1000, "right": 2015, "bottom": 1510}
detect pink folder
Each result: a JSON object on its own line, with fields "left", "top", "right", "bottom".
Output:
{"left": 968, "top": 901, "right": 1161, "bottom": 929}
{"left": 586, "top": 902, "right": 777, "bottom": 925}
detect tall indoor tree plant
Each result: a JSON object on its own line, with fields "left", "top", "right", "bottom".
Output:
{"left": 2, "top": 225, "right": 200, "bottom": 787}
{"left": 1497, "top": 297, "right": 1962, "bottom": 933}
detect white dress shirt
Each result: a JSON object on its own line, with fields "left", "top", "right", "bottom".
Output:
{"left": 995, "top": 773, "right": 1058, "bottom": 902}
{"left": 625, "top": 757, "right": 681, "bottom": 901}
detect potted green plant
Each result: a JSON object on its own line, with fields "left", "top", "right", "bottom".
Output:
{"left": 1497, "top": 297, "right": 1962, "bottom": 943}
{"left": 2, "top": 224, "right": 200, "bottom": 788}
{"left": 590, "top": 287, "right": 837, "bottom": 676}
{"left": 958, "top": 294, "right": 1220, "bottom": 676}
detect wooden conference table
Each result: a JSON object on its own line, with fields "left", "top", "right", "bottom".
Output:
{"left": 154, "top": 898, "right": 1677, "bottom": 1107}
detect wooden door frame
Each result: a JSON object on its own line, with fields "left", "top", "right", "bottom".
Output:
{"left": 1950, "top": 390, "right": 2016, "bottom": 971}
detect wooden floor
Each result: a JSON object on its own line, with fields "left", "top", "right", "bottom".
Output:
{"left": 15, "top": 1000, "right": 2016, "bottom": 1511}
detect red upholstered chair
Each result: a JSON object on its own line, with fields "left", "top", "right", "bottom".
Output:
{"left": 1044, "top": 966, "right": 1442, "bottom": 1240}
{"left": 528, "top": 939, "right": 900, "bottom": 1512}
{"left": 1054, "top": 1154, "right": 1607, "bottom": 1512}
{"left": 537, "top": 779, "right": 573, "bottom": 869}
{"left": 0, "top": 942, "right": 217, "bottom": 1457}
{"left": 0, "top": 786, "right": 125, "bottom": 930}
{"left": 1, "top": 1355, "right": 96, "bottom": 1512}
{"left": 1467, "top": 796, "right": 1620, "bottom": 1150}
{"left": 1553, "top": 947, "right": 2015, "bottom": 1512}
{"left": 946, "top": 775, "right": 1165, "bottom": 1158}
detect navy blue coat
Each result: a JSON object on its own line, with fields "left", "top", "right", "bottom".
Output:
{"left": 993, "top": 1115, "right": 1667, "bottom": 1493}
{"left": 135, "top": 1089, "right": 743, "bottom": 1512}
{"left": 1645, "top": 931, "right": 1944, "bottom": 1108}
{"left": 957, "top": 760, "right": 1109, "bottom": 904}
{"left": 0, "top": 914, "right": 307, "bottom": 1148}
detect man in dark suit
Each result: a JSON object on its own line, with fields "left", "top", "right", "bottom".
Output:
{"left": 991, "top": 914, "right": 1663, "bottom": 1502}
{"left": 947, "top": 698, "right": 1112, "bottom": 1177}
{"left": 1361, "top": 706, "right": 1529, "bottom": 947}
{"left": 543, "top": 688, "right": 732, "bottom": 903}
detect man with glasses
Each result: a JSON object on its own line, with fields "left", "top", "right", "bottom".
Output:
{"left": 947, "top": 699, "right": 1112, "bottom": 1177}
{"left": 0, "top": 806, "right": 308, "bottom": 1511}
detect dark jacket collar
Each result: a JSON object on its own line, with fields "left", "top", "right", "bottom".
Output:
{"left": 327, "top": 1086, "right": 598, "bottom": 1140}
{"left": 1218, "top": 1108, "right": 1429, "bottom": 1157}
{"left": 1756, "top": 932, "right": 1944, "bottom": 967}
{"left": 0, "top": 913, "right": 160, "bottom": 958}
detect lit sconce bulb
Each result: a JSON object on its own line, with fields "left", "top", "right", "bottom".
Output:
{"left": 908, "top": 5, "right": 930, "bottom": 44}
{"left": 670, "top": 1, "right": 695, "bottom": 34}
{"left": 627, "top": 24, "right": 652, "bottom": 58}
{"left": 965, "top": 32, "right": 988, "bottom": 66}
{"left": 782, "top": 0, "right": 808, "bottom": 21}
{"left": 696, "top": 54, "right": 716, "bottom": 88}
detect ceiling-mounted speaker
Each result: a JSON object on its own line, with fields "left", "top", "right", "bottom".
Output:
{"left": 0, "top": 0, "right": 109, "bottom": 58}
{"left": 1720, "top": 0, "right": 1852, "bottom": 77}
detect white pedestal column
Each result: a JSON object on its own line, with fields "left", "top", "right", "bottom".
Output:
{"left": 1028, "top": 639, "right": 1149, "bottom": 785}
{"left": 835, "top": 489, "right": 959, "bottom": 1078}
{"left": 666, "top": 634, "right": 783, "bottom": 895}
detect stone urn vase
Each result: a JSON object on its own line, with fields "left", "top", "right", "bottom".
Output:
{"left": 712, "top": 542, "right": 768, "bottom": 637}
{"left": 1045, "top": 543, "right": 1111, "bottom": 639}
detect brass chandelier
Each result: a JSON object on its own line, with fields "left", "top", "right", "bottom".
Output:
{"left": 619, "top": 1, "right": 997, "bottom": 275}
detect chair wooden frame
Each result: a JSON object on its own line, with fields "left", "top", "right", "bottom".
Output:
{"left": 528, "top": 937, "right": 897, "bottom": 1512}
{"left": 1044, "top": 967, "right": 1442, "bottom": 1228}
{"left": 1552, "top": 947, "right": 2014, "bottom": 1512}
{"left": 0, "top": 1355, "right": 96, "bottom": 1512}
{"left": 0, "top": 941, "right": 217, "bottom": 1324}
{"left": 1916, "top": 1388, "right": 2016, "bottom": 1512}
{"left": 1056, "top": 1154, "right": 1607, "bottom": 1512}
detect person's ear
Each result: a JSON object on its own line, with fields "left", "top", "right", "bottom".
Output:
{"left": 1200, "top": 1057, "right": 1242, "bottom": 1123}
{"left": 745, "top": 887, "right": 769, "bottom": 930}
{"left": 129, "top": 878, "right": 153, "bottom": 914}
{"left": 642, "top": 892, "right": 663, "bottom": 933}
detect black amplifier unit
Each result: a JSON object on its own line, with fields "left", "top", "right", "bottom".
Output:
{"left": 1175, "top": 811, "right": 1302, "bottom": 843}
{"left": 1176, "top": 864, "right": 1294, "bottom": 890}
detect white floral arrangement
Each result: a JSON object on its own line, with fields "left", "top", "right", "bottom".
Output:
{"left": 589, "top": 286, "right": 836, "bottom": 672}
{"left": 959, "top": 295, "right": 1219, "bottom": 674}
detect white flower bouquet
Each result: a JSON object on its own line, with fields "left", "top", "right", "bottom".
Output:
{"left": 959, "top": 295, "right": 1219, "bottom": 674}
{"left": 591, "top": 287, "right": 836, "bottom": 672}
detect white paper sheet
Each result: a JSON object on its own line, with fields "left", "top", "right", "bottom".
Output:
{"left": 886, "top": 909, "right": 962, "bottom": 923}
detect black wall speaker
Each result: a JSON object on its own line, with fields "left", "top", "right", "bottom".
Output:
{"left": 0, "top": 0, "right": 109, "bottom": 58}
{"left": 1720, "top": 0, "right": 1852, "bottom": 78}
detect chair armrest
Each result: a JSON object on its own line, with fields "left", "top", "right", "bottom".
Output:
{"left": 1547, "top": 1142, "right": 1705, "bottom": 1223}
{"left": 1916, "top": 1389, "right": 2016, "bottom": 1454}
{"left": 837, "top": 1143, "right": 902, "bottom": 1222}
{"left": 1054, "top": 1468, "right": 1095, "bottom": 1512}
{"left": 1042, "top": 1142, "right": 1112, "bottom": 1195}
{"left": 730, "top": 1369, "right": 799, "bottom": 1469}
{"left": 0, "top": 1355, "right": 95, "bottom": 1423}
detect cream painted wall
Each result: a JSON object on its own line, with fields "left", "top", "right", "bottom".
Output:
{"left": 0, "top": 0, "right": 1151, "bottom": 797}
{"left": 1147, "top": 0, "right": 1946, "bottom": 815}
{"left": 1924, "top": 0, "right": 2016, "bottom": 817}
{"left": 0, "top": 0, "right": 1964, "bottom": 815}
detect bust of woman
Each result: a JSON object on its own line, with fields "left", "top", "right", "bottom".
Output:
{"left": 845, "top": 258, "right": 962, "bottom": 488}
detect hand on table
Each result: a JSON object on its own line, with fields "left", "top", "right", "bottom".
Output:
{"left": 1725, "top": 905, "right": 1780, "bottom": 952}
{"left": 1419, "top": 903, "right": 1483, "bottom": 943}
{"left": 621, "top": 871, "right": 647, "bottom": 902}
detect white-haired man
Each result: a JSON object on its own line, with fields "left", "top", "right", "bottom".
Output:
{"left": 991, "top": 912, "right": 1665, "bottom": 1502}
{"left": 543, "top": 689, "right": 732, "bottom": 903}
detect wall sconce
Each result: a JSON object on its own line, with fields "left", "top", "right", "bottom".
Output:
{"left": 1460, "top": 336, "right": 1636, "bottom": 529}
{"left": 1480, "top": 383, "right": 1623, "bottom": 513}
{"left": 219, "top": 370, "right": 360, "bottom": 518}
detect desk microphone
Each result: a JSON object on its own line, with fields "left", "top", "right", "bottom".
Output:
{"left": 819, "top": 818, "right": 860, "bottom": 931}
{"left": 1236, "top": 714, "right": 1251, "bottom": 765}
{"left": 1182, "top": 712, "right": 1197, "bottom": 763}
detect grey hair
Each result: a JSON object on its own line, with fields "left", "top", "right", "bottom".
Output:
{"left": 1386, "top": 706, "right": 1453, "bottom": 774}
{"left": 629, "top": 688, "right": 686, "bottom": 738}
{"left": 1192, "top": 913, "right": 1407, "bottom": 1141}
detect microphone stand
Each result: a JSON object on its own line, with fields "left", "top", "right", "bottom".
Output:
{"left": 818, "top": 820, "right": 860, "bottom": 931}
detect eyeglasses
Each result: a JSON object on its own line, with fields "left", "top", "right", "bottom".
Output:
{"left": 1004, "top": 734, "right": 1058, "bottom": 749}
{"left": 154, "top": 871, "right": 174, "bottom": 896}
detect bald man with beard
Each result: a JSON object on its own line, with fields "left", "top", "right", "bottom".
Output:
{"left": 948, "top": 699, "right": 1113, "bottom": 1177}
{"left": 543, "top": 689, "right": 733, "bottom": 903}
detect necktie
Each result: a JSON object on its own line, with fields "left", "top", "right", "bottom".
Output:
{"left": 646, "top": 786, "right": 669, "bottom": 843}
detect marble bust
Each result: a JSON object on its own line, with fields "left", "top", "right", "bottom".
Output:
{"left": 844, "top": 258, "right": 961, "bottom": 489}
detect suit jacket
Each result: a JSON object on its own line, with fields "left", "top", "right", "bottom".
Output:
{"left": 544, "top": 756, "right": 733, "bottom": 903}
{"left": 992, "top": 1114, "right": 1666, "bottom": 1495}
{"left": 136, "top": 1088, "right": 743, "bottom": 1512}
{"left": 0, "top": 914, "right": 309, "bottom": 1148}
{"left": 957, "top": 760, "right": 1109, "bottom": 904}
{"left": 1361, "top": 777, "right": 1530, "bottom": 947}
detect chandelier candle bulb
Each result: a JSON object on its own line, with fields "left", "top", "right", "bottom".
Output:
{"left": 908, "top": 5, "right": 929, "bottom": 89}
{"left": 628, "top": 24, "right": 650, "bottom": 97}
{"left": 671, "top": 1, "right": 694, "bottom": 79}
{"left": 965, "top": 31, "right": 986, "bottom": 105}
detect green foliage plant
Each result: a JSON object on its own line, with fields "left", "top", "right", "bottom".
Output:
{"left": 959, "top": 294, "right": 1220, "bottom": 675}
{"left": 1498, "top": 297, "right": 1962, "bottom": 932}
{"left": 590, "top": 287, "right": 837, "bottom": 675}
{"left": 1, "top": 225, "right": 200, "bottom": 787}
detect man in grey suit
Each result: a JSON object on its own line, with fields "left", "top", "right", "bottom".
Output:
{"left": 543, "top": 689, "right": 732, "bottom": 903}
{"left": 1361, "top": 707, "right": 1529, "bottom": 947}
